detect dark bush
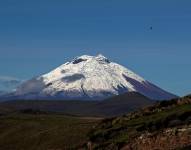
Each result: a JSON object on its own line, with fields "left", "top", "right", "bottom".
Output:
{"left": 179, "top": 111, "right": 191, "bottom": 121}
{"left": 159, "top": 99, "right": 177, "bottom": 108}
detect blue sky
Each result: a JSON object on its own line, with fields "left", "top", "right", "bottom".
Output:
{"left": 0, "top": 0, "right": 191, "bottom": 96}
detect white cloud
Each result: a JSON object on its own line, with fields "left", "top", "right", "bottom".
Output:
{"left": 0, "top": 76, "right": 22, "bottom": 81}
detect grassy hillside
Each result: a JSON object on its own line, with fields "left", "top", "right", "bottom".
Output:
{"left": 0, "top": 113, "right": 101, "bottom": 150}
{"left": 87, "top": 96, "right": 191, "bottom": 149}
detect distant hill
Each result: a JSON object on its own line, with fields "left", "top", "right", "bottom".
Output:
{"left": 90, "top": 92, "right": 153, "bottom": 116}
{"left": 0, "top": 92, "right": 153, "bottom": 117}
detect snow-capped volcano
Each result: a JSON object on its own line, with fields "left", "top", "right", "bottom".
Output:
{"left": 14, "top": 54, "right": 176, "bottom": 100}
